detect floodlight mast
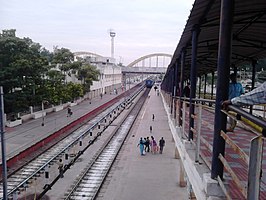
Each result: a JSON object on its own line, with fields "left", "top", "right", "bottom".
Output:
{"left": 109, "top": 30, "right": 116, "bottom": 58}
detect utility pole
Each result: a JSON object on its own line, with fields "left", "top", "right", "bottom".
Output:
{"left": 0, "top": 86, "right": 8, "bottom": 199}
{"left": 109, "top": 29, "right": 116, "bottom": 92}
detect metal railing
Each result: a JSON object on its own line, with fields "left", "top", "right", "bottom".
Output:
{"left": 162, "top": 91, "right": 266, "bottom": 199}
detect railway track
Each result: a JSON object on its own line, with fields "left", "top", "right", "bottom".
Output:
{"left": 64, "top": 89, "right": 149, "bottom": 200}
{"left": 0, "top": 86, "right": 145, "bottom": 200}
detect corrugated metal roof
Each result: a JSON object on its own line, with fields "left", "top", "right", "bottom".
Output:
{"left": 168, "top": 0, "right": 266, "bottom": 79}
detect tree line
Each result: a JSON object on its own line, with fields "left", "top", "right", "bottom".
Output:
{"left": 0, "top": 29, "right": 100, "bottom": 115}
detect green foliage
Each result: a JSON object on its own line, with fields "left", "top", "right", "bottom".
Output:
{"left": 52, "top": 47, "right": 74, "bottom": 64}
{"left": 0, "top": 29, "right": 101, "bottom": 114}
{"left": 77, "top": 64, "right": 100, "bottom": 92}
{"left": 66, "top": 82, "right": 84, "bottom": 101}
{"left": 0, "top": 31, "right": 51, "bottom": 113}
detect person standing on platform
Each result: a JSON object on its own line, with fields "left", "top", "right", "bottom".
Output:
{"left": 152, "top": 114, "right": 155, "bottom": 121}
{"left": 100, "top": 93, "right": 103, "bottom": 99}
{"left": 183, "top": 82, "right": 190, "bottom": 107}
{"left": 159, "top": 137, "right": 165, "bottom": 154}
{"left": 222, "top": 81, "right": 266, "bottom": 108}
{"left": 145, "top": 136, "right": 150, "bottom": 152}
{"left": 137, "top": 137, "right": 145, "bottom": 156}
{"left": 57, "top": 159, "right": 64, "bottom": 178}
{"left": 149, "top": 125, "right": 153, "bottom": 133}
{"left": 183, "top": 82, "right": 190, "bottom": 98}
{"left": 227, "top": 73, "right": 244, "bottom": 132}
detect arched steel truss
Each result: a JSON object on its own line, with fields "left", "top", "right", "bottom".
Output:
{"left": 127, "top": 53, "right": 172, "bottom": 68}
{"left": 74, "top": 51, "right": 103, "bottom": 58}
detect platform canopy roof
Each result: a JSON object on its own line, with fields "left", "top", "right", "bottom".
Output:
{"left": 167, "top": 0, "right": 266, "bottom": 80}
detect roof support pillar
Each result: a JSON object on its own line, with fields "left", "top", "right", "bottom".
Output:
{"left": 211, "top": 72, "right": 214, "bottom": 99}
{"left": 173, "top": 61, "right": 179, "bottom": 119}
{"left": 166, "top": 74, "right": 169, "bottom": 93}
{"left": 172, "top": 65, "right": 177, "bottom": 97}
{"left": 198, "top": 76, "right": 201, "bottom": 98}
{"left": 204, "top": 74, "right": 207, "bottom": 99}
{"left": 179, "top": 49, "right": 186, "bottom": 126}
{"left": 175, "top": 60, "right": 180, "bottom": 96}
{"left": 170, "top": 67, "right": 174, "bottom": 114}
{"left": 249, "top": 59, "right": 257, "bottom": 114}
{"left": 211, "top": 0, "right": 234, "bottom": 179}
{"left": 189, "top": 25, "right": 200, "bottom": 141}
{"left": 232, "top": 64, "right": 237, "bottom": 75}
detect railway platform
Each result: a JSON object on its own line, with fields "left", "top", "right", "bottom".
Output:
{"left": 96, "top": 88, "right": 187, "bottom": 200}
{"left": 1, "top": 91, "right": 120, "bottom": 162}
{"left": 42, "top": 87, "right": 187, "bottom": 200}
{"left": 1, "top": 86, "right": 187, "bottom": 199}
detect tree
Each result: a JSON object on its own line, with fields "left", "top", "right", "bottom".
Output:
{"left": 0, "top": 29, "right": 51, "bottom": 113}
{"left": 65, "top": 82, "right": 84, "bottom": 102}
{"left": 52, "top": 48, "right": 75, "bottom": 83}
{"left": 0, "top": 30, "right": 101, "bottom": 114}
{"left": 77, "top": 64, "right": 100, "bottom": 92}
{"left": 44, "top": 70, "right": 65, "bottom": 104}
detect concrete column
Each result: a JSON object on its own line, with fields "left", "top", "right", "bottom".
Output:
{"left": 179, "top": 162, "right": 186, "bottom": 187}
{"left": 250, "top": 59, "right": 257, "bottom": 114}
{"left": 30, "top": 106, "right": 33, "bottom": 114}
{"left": 175, "top": 147, "right": 180, "bottom": 159}
{"left": 175, "top": 99, "right": 179, "bottom": 125}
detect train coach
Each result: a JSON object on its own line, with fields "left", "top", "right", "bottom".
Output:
{"left": 145, "top": 79, "right": 154, "bottom": 88}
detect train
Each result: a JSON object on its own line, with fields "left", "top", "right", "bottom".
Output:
{"left": 145, "top": 79, "right": 155, "bottom": 88}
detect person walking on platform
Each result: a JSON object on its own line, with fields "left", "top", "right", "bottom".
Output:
{"left": 57, "top": 159, "right": 64, "bottom": 178}
{"left": 152, "top": 114, "right": 155, "bottom": 121}
{"left": 150, "top": 136, "right": 157, "bottom": 154}
{"left": 150, "top": 125, "right": 153, "bottom": 133}
{"left": 159, "top": 137, "right": 165, "bottom": 154}
{"left": 227, "top": 73, "right": 244, "bottom": 132}
{"left": 67, "top": 107, "right": 72, "bottom": 117}
{"left": 137, "top": 137, "right": 145, "bottom": 156}
{"left": 154, "top": 85, "right": 158, "bottom": 92}
{"left": 145, "top": 136, "right": 150, "bottom": 152}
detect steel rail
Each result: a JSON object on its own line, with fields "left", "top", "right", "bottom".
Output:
{"left": 0, "top": 85, "right": 145, "bottom": 199}
{"left": 64, "top": 89, "right": 149, "bottom": 200}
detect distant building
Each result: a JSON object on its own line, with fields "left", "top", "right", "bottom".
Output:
{"left": 72, "top": 55, "right": 122, "bottom": 98}
{"left": 88, "top": 56, "right": 122, "bottom": 96}
{"left": 0, "top": 29, "right": 16, "bottom": 37}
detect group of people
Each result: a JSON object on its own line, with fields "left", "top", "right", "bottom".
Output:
{"left": 183, "top": 73, "right": 266, "bottom": 132}
{"left": 137, "top": 136, "right": 165, "bottom": 155}
{"left": 137, "top": 112, "right": 166, "bottom": 155}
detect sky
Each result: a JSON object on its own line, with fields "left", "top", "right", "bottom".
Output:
{"left": 0, "top": 0, "right": 194, "bottom": 65}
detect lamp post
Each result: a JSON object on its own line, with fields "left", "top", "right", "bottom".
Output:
{"left": 0, "top": 86, "right": 7, "bottom": 200}
{"left": 112, "top": 65, "right": 115, "bottom": 93}
{"left": 109, "top": 29, "right": 116, "bottom": 94}
{"left": 41, "top": 100, "right": 48, "bottom": 126}
{"left": 109, "top": 29, "right": 116, "bottom": 59}
{"left": 41, "top": 101, "right": 45, "bottom": 126}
